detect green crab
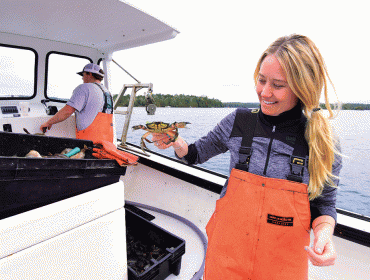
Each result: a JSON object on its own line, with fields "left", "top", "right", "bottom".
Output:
{"left": 132, "top": 121, "right": 190, "bottom": 150}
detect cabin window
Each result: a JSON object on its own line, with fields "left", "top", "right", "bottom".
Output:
{"left": 46, "top": 52, "right": 92, "bottom": 101}
{"left": 0, "top": 45, "right": 36, "bottom": 99}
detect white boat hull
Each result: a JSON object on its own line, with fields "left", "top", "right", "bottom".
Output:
{"left": 0, "top": 182, "right": 128, "bottom": 280}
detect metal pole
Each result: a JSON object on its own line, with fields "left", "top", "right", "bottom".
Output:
{"left": 112, "top": 59, "right": 141, "bottom": 84}
{"left": 114, "top": 87, "right": 127, "bottom": 110}
{"left": 120, "top": 86, "right": 137, "bottom": 145}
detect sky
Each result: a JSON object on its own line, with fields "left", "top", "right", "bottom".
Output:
{"left": 109, "top": 0, "right": 370, "bottom": 104}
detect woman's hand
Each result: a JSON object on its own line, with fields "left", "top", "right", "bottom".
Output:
{"left": 151, "top": 132, "right": 176, "bottom": 149}
{"left": 305, "top": 219, "right": 337, "bottom": 266}
{"left": 151, "top": 132, "right": 188, "bottom": 158}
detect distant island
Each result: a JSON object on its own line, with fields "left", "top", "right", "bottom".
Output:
{"left": 224, "top": 102, "right": 370, "bottom": 110}
{"left": 114, "top": 93, "right": 223, "bottom": 108}
{"left": 113, "top": 93, "right": 369, "bottom": 110}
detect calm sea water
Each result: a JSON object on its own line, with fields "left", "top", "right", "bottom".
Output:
{"left": 115, "top": 107, "right": 370, "bottom": 217}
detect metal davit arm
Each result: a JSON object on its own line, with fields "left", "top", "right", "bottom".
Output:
{"left": 114, "top": 83, "right": 153, "bottom": 146}
{"left": 111, "top": 59, "right": 154, "bottom": 147}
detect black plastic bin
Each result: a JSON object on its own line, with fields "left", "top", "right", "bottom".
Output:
{"left": 125, "top": 208, "right": 186, "bottom": 280}
{"left": 0, "top": 131, "right": 126, "bottom": 220}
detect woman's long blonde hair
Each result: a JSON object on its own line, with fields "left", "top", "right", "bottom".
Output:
{"left": 254, "top": 34, "right": 340, "bottom": 200}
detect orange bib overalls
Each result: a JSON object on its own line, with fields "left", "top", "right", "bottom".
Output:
{"left": 76, "top": 83, "right": 114, "bottom": 143}
{"left": 204, "top": 109, "right": 311, "bottom": 280}
{"left": 76, "top": 112, "right": 113, "bottom": 143}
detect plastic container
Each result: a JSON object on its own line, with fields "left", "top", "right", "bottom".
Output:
{"left": 125, "top": 208, "right": 186, "bottom": 280}
{"left": 0, "top": 131, "right": 126, "bottom": 220}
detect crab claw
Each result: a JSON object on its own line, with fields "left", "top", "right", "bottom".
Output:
{"left": 132, "top": 125, "right": 147, "bottom": 131}
{"left": 174, "top": 122, "right": 191, "bottom": 128}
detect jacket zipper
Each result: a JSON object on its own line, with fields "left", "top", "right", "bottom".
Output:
{"left": 263, "top": 125, "right": 275, "bottom": 175}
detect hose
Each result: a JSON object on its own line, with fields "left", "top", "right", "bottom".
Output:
{"left": 125, "top": 200, "right": 207, "bottom": 280}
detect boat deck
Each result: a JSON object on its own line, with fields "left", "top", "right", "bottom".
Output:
{"left": 122, "top": 150, "right": 370, "bottom": 280}
{"left": 138, "top": 207, "right": 205, "bottom": 279}
{"left": 309, "top": 233, "right": 370, "bottom": 280}
{"left": 135, "top": 205, "right": 370, "bottom": 280}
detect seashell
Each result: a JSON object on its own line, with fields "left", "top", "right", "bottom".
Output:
{"left": 25, "top": 150, "right": 42, "bottom": 158}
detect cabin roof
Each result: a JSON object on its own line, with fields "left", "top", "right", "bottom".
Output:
{"left": 0, "top": 0, "right": 179, "bottom": 53}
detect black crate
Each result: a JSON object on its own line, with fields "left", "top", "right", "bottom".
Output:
{"left": 126, "top": 209, "right": 186, "bottom": 280}
{"left": 0, "top": 132, "right": 126, "bottom": 220}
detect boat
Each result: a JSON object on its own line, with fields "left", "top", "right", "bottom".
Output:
{"left": 0, "top": 1, "right": 369, "bottom": 279}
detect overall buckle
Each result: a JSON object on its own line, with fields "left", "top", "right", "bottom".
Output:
{"left": 235, "top": 147, "right": 252, "bottom": 171}
{"left": 287, "top": 156, "right": 306, "bottom": 183}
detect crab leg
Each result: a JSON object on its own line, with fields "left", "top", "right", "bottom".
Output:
{"left": 140, "top": 131, "right": 152, "bottom": 150}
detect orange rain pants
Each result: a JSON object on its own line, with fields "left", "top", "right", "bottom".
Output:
{"left": 205, "top": 168, "right": 311, "bottom": 280}
{"left": 76, "top": 112, "right": 113, "bottom": 143}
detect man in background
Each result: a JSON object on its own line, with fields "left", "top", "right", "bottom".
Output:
{"left": 40, "top": 63, "right": 114, "bottom": 142}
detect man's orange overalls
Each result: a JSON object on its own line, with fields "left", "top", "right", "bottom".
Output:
{"left": 76, "top": 83, "right": 114, "bottom": 143}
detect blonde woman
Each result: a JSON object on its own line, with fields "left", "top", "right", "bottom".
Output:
{"left": 153, "top": 34, "right": 342, "bottom": 279}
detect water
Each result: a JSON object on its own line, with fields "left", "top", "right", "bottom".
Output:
{"left": 115, "top": 107, "right": 370, "bottom": 217}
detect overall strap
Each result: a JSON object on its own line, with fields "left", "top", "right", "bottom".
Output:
{"left": 94, "top": 83, "right": 113, "bottom": 114}
{"left": 233, "top": 108, "right": 259, "bottom": 172}
{"left": 232, "top": 107, "right": 308, "bottom": 182}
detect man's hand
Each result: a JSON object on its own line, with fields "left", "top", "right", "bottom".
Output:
{"left": 39, "top": 105, "right": 75, "bottom": 132}
{"left": 40, "top": 122, "right": 52, "bottom": 132}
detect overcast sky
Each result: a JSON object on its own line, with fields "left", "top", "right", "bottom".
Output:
{"left": 110, "top": 0, "right": 370, "bottom": 104}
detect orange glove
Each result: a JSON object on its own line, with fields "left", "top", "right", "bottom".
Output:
{"left": 93, "top": 140, "right": 139, "bottom": 166}
{"left": 92, "top": 148, "right": 128, "bottom": 166}
{"left": 93, "top": 140, "right": 138, "bottom": 165}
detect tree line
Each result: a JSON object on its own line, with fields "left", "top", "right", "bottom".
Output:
{"left": 320, "top": 103, "right": 370, "bottom": 110}
{"left": 224, "top": 102, "right": 370, "bottom": 110}
{"left": 113, "top": 93, "right": 223, "bottom": 108}
{"left": 113, "top": 93, "right": 369, "bottom": 110}
{"left": 223, "top": 102, "right": 260, "bottom": 108}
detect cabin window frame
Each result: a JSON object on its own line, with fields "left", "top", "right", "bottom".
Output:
{"left": 44, "top": 51, "right": 93, "bottom": 103}
{"left": 0, "top": 43, "right": 38, "bottom": 100}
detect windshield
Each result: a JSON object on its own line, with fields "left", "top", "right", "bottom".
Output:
{"left": 46, "top": 52, "right": 92, "bottom": 101}
{"left": 0, "top": 45, "right": 36, "bottom": 99}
